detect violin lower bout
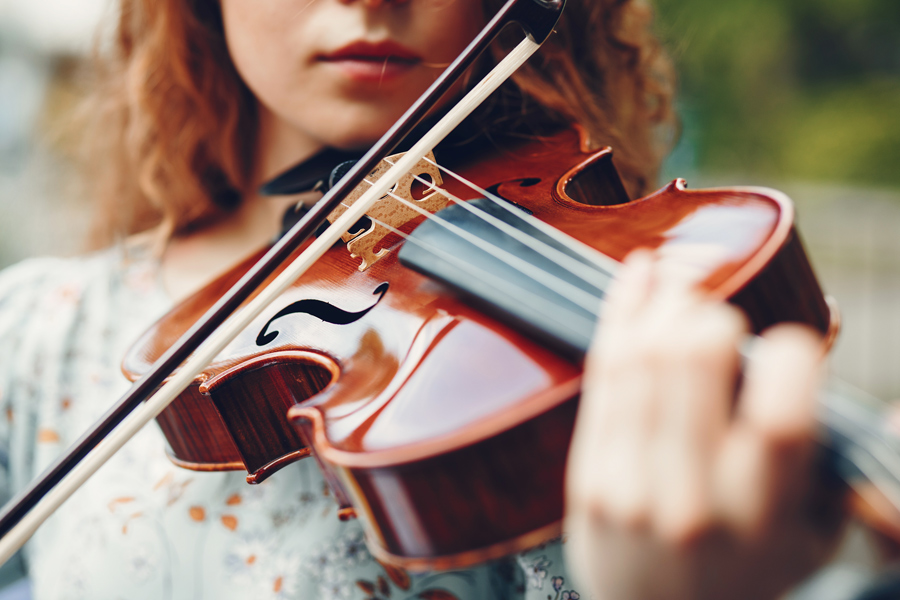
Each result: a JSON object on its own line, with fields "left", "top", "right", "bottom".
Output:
{"left": 294, "top": 386, "right": 580, "bottom": 571}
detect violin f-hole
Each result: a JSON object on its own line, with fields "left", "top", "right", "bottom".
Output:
{"left": 256, "top": 283, "right": 390, "bottom": 346}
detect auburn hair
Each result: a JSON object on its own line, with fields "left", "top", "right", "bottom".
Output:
{"left": 83, "top": 0, "right": 675, "bottom": 245}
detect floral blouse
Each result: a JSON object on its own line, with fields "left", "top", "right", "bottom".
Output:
{"left": 0, "top": 249, "right": 581, "bottom": 600}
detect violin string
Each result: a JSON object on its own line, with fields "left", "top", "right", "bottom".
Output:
{"left": 421, "top": 156, "right": 621, "bottom": 277}
{"left": 358, "top": 178, "right": 605, "bottom": 314}
{"left": 346, "top": 200, "right": 606, "bottom": 333}
{"left": 382, "top": 157, "right": 617, "bottom": 292}
{"left": 354, "top": 182, "right": 604, "bottom": 314}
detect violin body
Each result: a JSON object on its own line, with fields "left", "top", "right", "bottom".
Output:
{"left": 122, "top": 128, "right": 834, "bottom": 570}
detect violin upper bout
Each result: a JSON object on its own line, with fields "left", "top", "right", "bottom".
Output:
{"left": 553, "top": 146, "right": 631, "bottom": 207}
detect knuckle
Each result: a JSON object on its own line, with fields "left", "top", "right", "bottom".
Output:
{"left": 595, "top": 303, "right": 749, "bottom": 374}
{"left": 607, "top": 497, "right": 652, "bottom": 531}
{"left": 659, "top": 509, "right": 716, "bottom": 549}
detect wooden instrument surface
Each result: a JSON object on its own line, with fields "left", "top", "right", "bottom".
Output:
{"left": 122, "top": 128, "right": 833, "bottom": 568}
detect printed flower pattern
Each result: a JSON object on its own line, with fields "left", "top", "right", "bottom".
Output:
{"left": 516, "top": 544, "right": 583, "bottom": 600}
{"left": 519, "top": 555, "right": 552, "bottom": 590}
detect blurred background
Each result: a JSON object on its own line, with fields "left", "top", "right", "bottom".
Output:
{"left": 0, "top": 0, "right": 897, "bottom": 597}
{"left": 652, "top": 0, "right": 900, "bottom": 405}
{"left": 0, "top": 0, "right": 103, "bottom": 267}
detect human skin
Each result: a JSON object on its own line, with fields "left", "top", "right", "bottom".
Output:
{"left": 220, "top": 0, "right": 486, "bottom": 182}
{"left": 565, "top": 251, "right": 844, "bottom": 600}
{"left": 163, "top": 0, "right": 484, "bottom": 300}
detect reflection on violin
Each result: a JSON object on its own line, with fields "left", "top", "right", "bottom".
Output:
{"left": 126, "top": 123, "right": 899, "bottom": 578}
{"left": 0, "top": 0, "right": 897, "bottom": 598}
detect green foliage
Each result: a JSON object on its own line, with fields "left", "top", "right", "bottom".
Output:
{"left": 654, "top": 0, "right": 900, "bottom": 187}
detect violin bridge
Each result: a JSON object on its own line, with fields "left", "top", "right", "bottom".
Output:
{"left": 330, "top": 151, "right": 453, "bottom": 271}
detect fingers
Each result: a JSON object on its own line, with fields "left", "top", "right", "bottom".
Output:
{"left": 601, "top": 249, "right": 656, "bottom": 322}
{"left": 654, "top": 302, "right": 746, "bottom": 541}
{"left": 566, "top": 250, "right": 837, "bottom": 600}
{"left": 569, "top": 251, "right": 657, "bottom": 525}
{"left": 739, "top": 325, "right": 823, "bottom": 439}
{"left": 569, "top": 250, "right": 749, "bottom": 543}
{"left": 714, "top": 324, "right": 824, "bottom": 534}
{"left": 572, "top": 251, "right": 825, "bottom": 539}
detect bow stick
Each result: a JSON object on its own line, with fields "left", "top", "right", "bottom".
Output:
{"left": 0, "top": 0, "right": 566, "bottom": 564}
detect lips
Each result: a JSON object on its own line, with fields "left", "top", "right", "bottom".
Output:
{"left": 318, "top": 40, "right": 422, "bottom": 83}
{"left": 322, "top": 40, "right": 422, "bottom": 63}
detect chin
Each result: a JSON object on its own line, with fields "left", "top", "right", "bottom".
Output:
{"left": 316, "top": 95, "right": 418, "bottom": 150}
{"left": 314, "top": 119, "right": 399, "bottom": 152}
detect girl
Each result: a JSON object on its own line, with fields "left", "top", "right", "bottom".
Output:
{"left": 0, "top": 0, "right": 839, "bottom": 598}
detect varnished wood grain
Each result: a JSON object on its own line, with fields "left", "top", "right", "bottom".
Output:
{"left": 122, "top": 128, "right": 834, "bottom": 568}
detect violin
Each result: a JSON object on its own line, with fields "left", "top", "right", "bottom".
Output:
{"left": 1, "top": 0, "right": 898, "bottom": 573}
{"left": 122, "top": 124, "right": 900, "bottom": 571}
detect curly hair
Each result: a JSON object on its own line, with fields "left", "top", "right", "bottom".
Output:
{"left": 83, "top": 0, "right": 676, "bottom": 245}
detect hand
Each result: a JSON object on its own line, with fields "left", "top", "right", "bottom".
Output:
{"left": 564, "top": 251, "right": 845, "bottom": 600}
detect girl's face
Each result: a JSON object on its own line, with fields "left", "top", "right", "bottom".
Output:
{"left": 220, "top": 0, "right": 486, "bottom": 161}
